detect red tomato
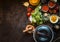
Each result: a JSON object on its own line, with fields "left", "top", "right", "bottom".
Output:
{"left": 27, "top": 7, "right": 32, "bottom": 12}
{"left": 27, "top": 13, "right": 31, "bottom": 17}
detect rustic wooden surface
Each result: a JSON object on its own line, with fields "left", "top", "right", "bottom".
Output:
{"left": 0, "top": 0, "right": 60, "bottom": 42}
{"left": 2, "top": 0, "right": 34, "bottom": 42}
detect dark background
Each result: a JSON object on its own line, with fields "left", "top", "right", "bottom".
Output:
{"left": 2, "top": 0, "right": 34, "bottom": 42}
{"left": 0, "top": 0, "right": 60, "bottom": 42}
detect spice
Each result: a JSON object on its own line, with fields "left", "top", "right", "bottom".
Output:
{"left": 50, "top": 15, "right": 58, "bottom": 23}
{"left": 49, "top": 10, "right": 52, "bottom": 13}
{"left": 53, "top": 9, "right": 57, "bottom": 13}
{"left": 55, "top": 5, "right": 59, "bottom": 10}
{"left": 29, "top": 0, "right": 40, "bottom": 6}
{"left": 42, "top": 5, "right": 49, "bottom": 12}
{"left": 51, "top": 15, "right": 57, "bottom": 22}
{"left": 48, "top": 1, "right": 56, "bottom": 8}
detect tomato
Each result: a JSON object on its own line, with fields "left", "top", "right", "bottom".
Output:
{"left": 27, "top": 13, "right": 31, "bottom": 17}
{"left": 27, "top": 7, "right": 32, "bottom": 12}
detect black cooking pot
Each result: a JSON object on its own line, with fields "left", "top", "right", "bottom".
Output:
{"left": 33, "top": 25, "right": 54, "bottom": 42}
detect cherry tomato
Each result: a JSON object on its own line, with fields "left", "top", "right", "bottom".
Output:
{"left": 27, "top": 13, "right": 31, "bottom": 17}
{"left": 27, "top": 7, "right": 32, "bottom": 12}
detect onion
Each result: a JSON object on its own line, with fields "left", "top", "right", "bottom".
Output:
{"left": 29, "top": 16, "right": 32, "bottom": 23}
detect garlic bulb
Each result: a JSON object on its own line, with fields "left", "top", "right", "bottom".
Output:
{"left": 29, "top": 16, "right": 32, "bottom": 23}
{"left": 23, "top": 2, "right": 29, "bottom": 7}
{"left": 54, "top": 25, "right": 59, "bottom": 29}
{"left": 44, "top": 13, "right": 48, "bottom": 16}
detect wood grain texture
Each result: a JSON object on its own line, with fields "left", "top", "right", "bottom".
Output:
{"left": 1, "top": 0, "right": 60, "bottom": 42}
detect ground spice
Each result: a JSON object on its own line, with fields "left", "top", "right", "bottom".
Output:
{"left": 51, "top": 15, "right": 57, "bottom": 22}
{"left": 48, "top": 1, "right": 56, "bottom": 8}
{"left": 42, "top": 5, "right": 49, "bottom": 12}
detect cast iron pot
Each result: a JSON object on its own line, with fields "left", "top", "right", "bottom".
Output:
{"left": 33, "top": 25, "right": 54, "bottom": 42}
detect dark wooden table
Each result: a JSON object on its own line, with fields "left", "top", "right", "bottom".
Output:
{"left": 1, "top": 0, "right": 60, "bottom": 42}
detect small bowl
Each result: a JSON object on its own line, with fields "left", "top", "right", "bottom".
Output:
{"left": 50, "top": 15, "right": 59, "bottom": 24}
{"left": 48, "top": 1, "right": 56, "bottom": 8}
